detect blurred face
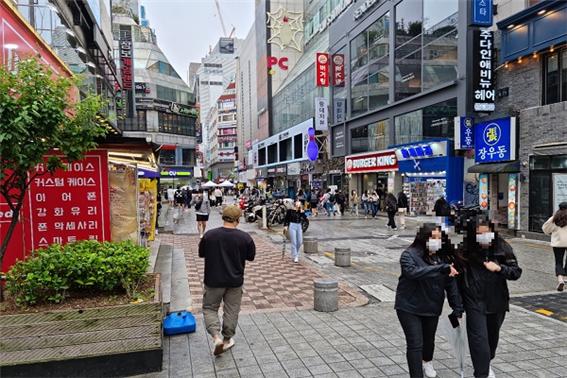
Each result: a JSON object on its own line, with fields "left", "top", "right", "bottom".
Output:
{"left": 426, "top": 228, "right": 443, "bottom": 254}
{"left": 295, "top": 201, "right": 301, "bottom": 209}
{"left": 476, "top": 224, "right": 495, "bottom": 248}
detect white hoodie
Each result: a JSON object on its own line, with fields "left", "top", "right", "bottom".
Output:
{"left": 542, "top": 216, "right": 567, "bottom": 247}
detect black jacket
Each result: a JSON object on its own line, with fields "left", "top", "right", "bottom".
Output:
{"left": 284, "top": 209, "right": 307, "bottom": 226}
{"left": 385, "top": 194, "right": 397, "bottom": 212}
{"left": 199, "top": 227, "right": 256, "bottom": 287}
{"left": 457, "top": 238, "right": 521, "bottom": 313}
{"left": 434, "top": 198, "right": 451, "bottom": 216}
{"left": 395, "top": 247, "right": 463, "bottom": 317}
{"left": 397, "top": 192, "right": 409, "bottom": 209}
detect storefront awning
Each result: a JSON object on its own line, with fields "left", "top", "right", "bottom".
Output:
{"left": 468, "top": 161, "right": 520, "bottom": 174}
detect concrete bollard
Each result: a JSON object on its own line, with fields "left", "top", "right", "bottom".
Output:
{"left": 313, "top": 279, "right": 338, "bottom": 312}
{"left": 304, "top": 237, "right": 318, "bottom": 254}
{"left": 334, "top": 247, "right": 351, "bottom": 267}
{"left": 261, "top": 205, "right": 268, "bottom": 229}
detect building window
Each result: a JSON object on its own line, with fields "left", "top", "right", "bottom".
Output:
{"left": 529, "top": 155, "right": 567, "bottom": 232}
{"left": 422, "top": 98, "right": 457, "bottom": 139}
{"left": 267, "top": 144, "right": 278, "bottom": 164}
{"left": 543, "top": 48, "right": 567, "bottom": 105}
{"left": 158, "top": 112, "right": 196, "bottom": 136}
{"left": 159, "top": 149, "right": 176, "bottom": 165}
{"left": 182, "top": 149, "right": 194, "bottom": 166}
{"left": 395, "top": 109, "right": 423, "bottom": 144}
{"left": 121, "top": 110, "right": 147, "bottom": 131}
{"left": 279, "top": 138, "right": 292, "bottom": 162}
{"left": 258, "top": 147, "right": 266, "bottom": 165}
{"left": 294, "top": 134, "right": 303, "bottom": 159}
{"left": 350, "top": 120, "right": 388, "bottom": 154}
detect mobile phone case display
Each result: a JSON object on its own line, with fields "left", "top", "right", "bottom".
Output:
{"left": 403, "top": 179, "right": 447, "bottom": 215}
{"left": 138, "top": 179, "right": 158, "bottom": 245}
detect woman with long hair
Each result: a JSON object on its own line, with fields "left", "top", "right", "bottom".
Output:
{"left": 283, "top": 200, "right": 308, "bottom": 263}
{"left": 455, "top": 217, "right": 522, "bottom": 378}
{"left": 191, "top": 190, "right": 211, "bottom": 239}
{"left": 542, "top": 202, "right": 567, "bottom": 291}
{"left": 395, "top": 223, "right": 462, "bottom": 378}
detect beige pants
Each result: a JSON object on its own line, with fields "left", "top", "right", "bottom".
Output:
{"left": 202, "top": 285, "right": 243, "bottom": 339}
{"left": 398, "top": 208, "right": 406, "bottom": 227}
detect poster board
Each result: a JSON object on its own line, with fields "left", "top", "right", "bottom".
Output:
{"left": 109, "top": 164, "right": 138, "bottom": 243}
{"left": 553, "top": 173, "right": 567, "bottom": 212}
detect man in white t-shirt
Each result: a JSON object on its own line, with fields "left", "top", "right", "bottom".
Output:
{"left": 214, "top": 187, "right": 223, "bottom": 207}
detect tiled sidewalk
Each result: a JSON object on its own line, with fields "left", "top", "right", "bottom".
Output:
{"left": 159, "top": 233, "right": 368, "bottom": 314}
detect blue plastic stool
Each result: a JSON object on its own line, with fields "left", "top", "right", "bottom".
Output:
{"left": 163, "top": 311, "right": 196, "bottom": 336}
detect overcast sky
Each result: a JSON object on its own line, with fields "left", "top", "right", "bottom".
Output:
{"left": 141, "top": 0, "right": 255, "bottom": 83}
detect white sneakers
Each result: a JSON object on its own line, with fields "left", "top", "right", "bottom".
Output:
{"left": 423, "top": 361, "right": 437, "bottom": 378}
{"left": 488, "top": 365, "right": 496, "bottom": 378}
{"left": 293, "top": 256, "right": 299, "bottom": 263}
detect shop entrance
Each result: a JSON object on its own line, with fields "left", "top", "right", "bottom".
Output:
{"left": 403, "top": 178, "right": 446, "bottom": 215}
{"left": 361, "top": 173, "right": 388, "bottom": 195}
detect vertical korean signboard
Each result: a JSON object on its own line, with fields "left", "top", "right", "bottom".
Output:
{"left": 454, "top": 116, "right": 474, "bottom": 150}
{"left": 29, "top": 151, "right": 111, "bottom": 249}
{"left": 507, "top": 173, "right": 518, "bottom": 229}
{"left": 314, "top": 97, "right": 329, "bottom": 131}
{"left": 332, "top": 54, "right": 345, "bottom": 86}
{"left": 473, "top": 30, "right": 495, "bottom": 112}
{"left": 479, "top": 173, "right": 489, "bottom": 211}
{"left": 119, "top": 25, "right": 134, "bottom": 118}
{"left": 316, "top": 53, "right": 330, "bottom": 87}
{"left": 470, "top": 0, "right": 493, "bottom": 27}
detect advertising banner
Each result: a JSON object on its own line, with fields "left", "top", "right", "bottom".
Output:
{"left": 475, "top": 117, "right": 516, "bottom": 163}
{"left": 332, "top": 125, "right": 346, "bottom": 157}
{"left": 314, "top": 97, "right": 329, "bottom": 131}
{"left": 454, "top": 116, "right": 474, "bottom": 150}
{"left": 332, "top": 54, "right": 345, "bottom": 86}
{"left": 316, "top": 52, "right": 330, "bottom": 87}
{"left": 345, "top": 150, "right": 398, "bottom": 174}
{"left": 28, "top": 151, "right": 111, "bottom": 249}
{"left": 507, "top": 173, "right": 518, "bottom": 229}
{"left": 479, "top": 173, "right": 489, "bottom": 211}
{"left": 553, "top": 174, "right": 567, "bottom": 212}
{"left": 138, "top": 178, "right": 158, "bottom": 241}
{"left": 473, "top": 30, "right": 495, "bottom": 112}
{"left": 109, "top": 165, "right": 138, "bottom": 243}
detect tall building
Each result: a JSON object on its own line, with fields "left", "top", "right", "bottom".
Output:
{"left": 206, "top": 82, "right": 238, "bottom": 180}
{"left": 235, "top": 24, "right": 258, "bottom": 184}
{"left": 14, "top": 0, "right": 120, "bottom": 134}
{"left": 112, "top": 2, "right": 198, "bottom": 187}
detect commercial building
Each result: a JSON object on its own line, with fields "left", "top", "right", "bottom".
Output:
{"left": 206, "top": 82, "right": 238, "bottom": 180}
{"left": 112, "top": 2, "right": 198, "bottom": 187}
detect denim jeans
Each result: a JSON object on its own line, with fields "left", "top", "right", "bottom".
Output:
{"left": 371, "top": 202, "right": 378, "bottom": 217}
{"left": 324, "top": 202, "right": 334, "bottom": 216}
{"left": 288, "top": 222, "right": 303, "bottom": 258}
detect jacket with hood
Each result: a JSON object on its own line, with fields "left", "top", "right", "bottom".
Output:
{"left": 457, "top": 238, "right": 522, "bottom": 314}
{"left": 542, "top": 216, "right": 567, "bottom": 247}
{"left": 395, "top": 247, "right": 463, "bottom": 317}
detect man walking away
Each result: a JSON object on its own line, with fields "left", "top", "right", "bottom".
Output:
{"left": 214, "top": 187, "right": 223, "bottom": 207}
{"left": 397, "top": 191, "right": 409, "bottom": 230}
{"left": 385, "top": 192, "right": 398, "bottom": 230}
{"left": 199, "top": 206, "right": 256, "bottom": 356}
{"left": 336, "top": 190, "right": 346, "bottom": 216}
{"left": 434, "top": 196, "right": 451, "bottom": 229}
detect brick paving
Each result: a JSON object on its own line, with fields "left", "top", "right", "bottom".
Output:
{"left": 159, "top": 233, "right": 367, "bottom": 314}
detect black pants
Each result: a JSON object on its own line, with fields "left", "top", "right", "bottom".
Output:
{"left": 397, "top": 310, "right": 439, "bottom": 378}
{"left": 553, "top": 247, "right": 567, "bottom": 276}
{"left": 466, "top": 309, "right": 506, "bottom": 378}
{"left": 387, "top": 210, "right": 397, "bottom": 229}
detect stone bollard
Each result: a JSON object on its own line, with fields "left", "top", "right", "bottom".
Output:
{"left": 334, "top": 247, "right": 351, "bottom": 267}
{"left": 304, "top": 237, "right": 318, "bottom": 254}
{"left": 313, "top": 279, "right": 338, "bottom": 312}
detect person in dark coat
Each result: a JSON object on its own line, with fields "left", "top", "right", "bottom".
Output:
{"left": 455, "top": 218, "right": 522, "bottom": 378}
{"left": 336, "top": 190, "right": 346, "bottom": 215}
{"left": 385, "top": 192, "right": 398, "bottom": 230}
{"left": 395, "top": 223, "right": 463, "bottom": 378}
{"left": 397, "top": 191, "right": 409, "bottom": 230}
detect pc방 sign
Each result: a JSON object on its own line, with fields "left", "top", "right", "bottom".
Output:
{"left": 345, "top": 150, "right": 398, "bottom": 174}
{"left": 473, "top": 30, "right": 495, "bottom": 112}
{"left": 316, "top": 53, "right": 330, "bottom": 87}
{"left": 474, "top": 117, "right": 516, "bottom": 163}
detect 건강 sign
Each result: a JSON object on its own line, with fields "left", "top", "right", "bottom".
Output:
{"left": 345, "top": 150, "right": 398, "bottom": 174}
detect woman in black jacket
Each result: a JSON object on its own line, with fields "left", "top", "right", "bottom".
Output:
{"left": 283, "top": 201, "right": 308, "bottom": 263}
{"left": 395, "top": 223, "right": 463, "bottom": 378}
{"left": 456, "top": 218, "right": 522, "bottom": 378}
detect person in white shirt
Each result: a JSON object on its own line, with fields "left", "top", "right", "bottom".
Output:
{"left": 214, "top": 187, "right": 223, "bottom": 207}
{"left": 542, "top": 202, "right": 567, "bottom": 291}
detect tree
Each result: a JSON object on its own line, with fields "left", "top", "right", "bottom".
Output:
{"left": 0, "top": 58, "right": 107, "bottom": 268}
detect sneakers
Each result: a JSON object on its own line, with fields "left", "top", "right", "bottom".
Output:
{"left": 488, "top": 365, "right": 496, "bottom": 378}
{"left": 557, "top": 281, "right": 565, "bottom": 292}
{"left": 422, "top": 361, "right": 437, "bottom": 378}
{"left": 223, "top": 338, "right": 235, "bottom": 352}
{"left": 213, "top": 336, "right": 224, "bottom": 356}
{"left": 293, "top": 257, "right": 299, "bottom": 263}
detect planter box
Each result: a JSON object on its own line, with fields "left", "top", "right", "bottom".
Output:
{"left": 0, "top": 275, "right": 163, "bottom": 377}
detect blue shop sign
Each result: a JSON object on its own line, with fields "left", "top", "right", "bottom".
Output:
{"left": 474, "top": 117, "right": 516, "bottom": 163}
{"left": 454, "top": 116, "right": 474, "bottom": 150}
{"left": 471, "top": 0, "right": 493, "bottom": 26}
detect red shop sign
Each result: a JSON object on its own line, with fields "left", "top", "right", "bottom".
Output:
{"left": 345, "top": 150, "right": 399, "bottom": 174}
{"left": 28, "top": 151, "right": 111, "bottom": 249}
{"left": 332, "top": 54, "right": 345, "bottom": 87}
{"left": 316, "top": 52, "right": 330, "bottom": 87}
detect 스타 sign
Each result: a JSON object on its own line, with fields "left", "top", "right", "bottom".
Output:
{"left": 345, "top": 150, "right": 398, "bottom": 174}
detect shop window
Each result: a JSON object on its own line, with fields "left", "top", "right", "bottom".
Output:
{"left": 543, "top": 48, "right": 567, "bottom": 105}
{"left": 279, "top": 138, "right": 292, "bottom": 162}
{"left": 258, "top": 147, "right": 266, "bottom": 166}
{"left": 267, "top": 144, "right": 278, "bottom": 164}
{"left": 159, "top": 149, "right": 176, "bottom": 165}
{"left": 294, "top": 134, "right": 303, "bottom": 159}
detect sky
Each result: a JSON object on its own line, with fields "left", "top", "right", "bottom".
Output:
{"left": 141, "top": 0, "right": 255, "bottom": 83}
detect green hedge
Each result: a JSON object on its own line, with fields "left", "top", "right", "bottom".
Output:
{"left": 5, "top": 240, "right": 150, "bottom": 306}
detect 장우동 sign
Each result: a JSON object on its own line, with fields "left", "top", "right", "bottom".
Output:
{"left": 473, "top": 30, "right": 495, "bottom": 112}
{"left": 315, "top": 97, "right": 328, "bottom": 131}
{"left": 332, "top": 54, "right": 345, "bottom": 86}
{"left": 316, "top": 53, "right": 330, "bottom": 87}
{"left": 345, "top": 150, "right": 398, "bottom": 174}
{"left": 470, "top": 0, "right": 493, "bottom": 26}
{"left": 454, "top": 116, "right": 475, "bottom": 150}
{"left": 474, "top": 117, "right": 516, "bottom": 163}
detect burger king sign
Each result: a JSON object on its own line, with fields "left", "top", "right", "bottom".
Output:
{"left": 345, "top": 150, "right": 398, "bottom": 174}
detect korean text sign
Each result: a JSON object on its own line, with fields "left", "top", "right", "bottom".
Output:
{"left": 332, "top": 54, "right": 345, "bottom": 86}
{"left": 29, "top": 151, "right": 111, "bottom": 249}
{"left": 473, "top": 30, "right": 495, "bottom": 112}
{"left": 315, "top": 97, "right": 329, "bottom": 131}
{"left": 474, "top": 117, "right": 516, "bottom": 163}
{"left": 316, "top": 53, "right": 330, "bottom": 87}
{"left": 454, "top": 116, "right": 474, "bottom": 150}
{"left": 471, "top": 0, "right": 493, "bottom": 26}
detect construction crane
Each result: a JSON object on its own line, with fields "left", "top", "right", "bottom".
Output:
{"left": 214, "top": 0, "right": 235, "bottom": 38}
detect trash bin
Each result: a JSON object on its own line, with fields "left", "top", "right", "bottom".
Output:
{"left": 314, "top": 279, "right": 338, "bottom": 312}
